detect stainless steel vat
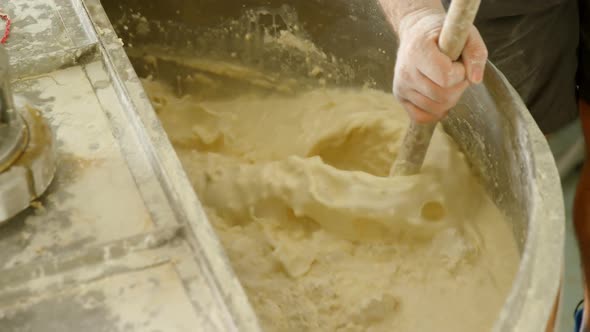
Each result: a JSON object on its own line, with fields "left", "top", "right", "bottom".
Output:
{"left": 92, "top": 1, "right": 565, "bottom": 330}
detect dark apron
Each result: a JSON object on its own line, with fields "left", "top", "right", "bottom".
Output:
{"left": 443, "top": 0, "right": 579, "bottom": 134}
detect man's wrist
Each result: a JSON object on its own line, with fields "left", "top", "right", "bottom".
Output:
{"left": 377, "top": 0, "right": 445, "bottom": 36}
{"left": 398, "top": 7, "right": 443, "bottom": 37}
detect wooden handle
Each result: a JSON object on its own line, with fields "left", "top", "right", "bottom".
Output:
{"left": 439, "top": 0, "right": 482, "bottom": 61}
{"left": 390, "top": 121, "right": 436, "bottom": 176}
{"left": 390, "top": 0, "right": 481, "bottom": 176}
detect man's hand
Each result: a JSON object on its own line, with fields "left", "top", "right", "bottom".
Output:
{"left": 394, "top": 9, "right": 488, "bottom": 123}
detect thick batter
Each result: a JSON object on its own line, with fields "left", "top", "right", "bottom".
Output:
{"left": 143, "top": 79, "right": 519, "bottom": 332}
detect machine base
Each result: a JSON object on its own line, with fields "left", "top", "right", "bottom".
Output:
{"left": 0, "top": 107, "right": 56, "bottom": 222}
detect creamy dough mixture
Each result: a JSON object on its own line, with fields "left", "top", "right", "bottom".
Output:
{"left": 144, "top": 79, "right": 519, "bottom": 332}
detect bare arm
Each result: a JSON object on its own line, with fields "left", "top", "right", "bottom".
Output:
{"left": 377, "top": 0, "right": 444, "bottom": 33}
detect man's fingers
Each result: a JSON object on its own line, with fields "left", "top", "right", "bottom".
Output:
{"left": 403, "top": 90, "right": 448, "bottom": 119}
{"left": 413, "top": 70, "right": 470, "bottom": 104}
{"left": 400, "top": 100, "right": 439, "bottom": 124}
{"left": 448, "top": 62, "right": 467, "bottom": 86}
{"left": 461, "top": 26, "right": 488, "bottom": 84}
{"left": 417, "top": 45, "right": 466, "bottom": 87}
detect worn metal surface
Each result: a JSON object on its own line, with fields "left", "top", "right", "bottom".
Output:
{"left": 0, "top": 0, "right": 260, "bottom": 331}
{"left": 447, "top": 63, "right": 564, "bottom": 332}
{"left": 96, "top": 1, "right": 564, "bottom": 332}
{"left": 4, "top": 0, "right": 99, "bottom": 79}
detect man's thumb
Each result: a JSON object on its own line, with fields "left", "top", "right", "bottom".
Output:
{"left": 461, "top": 26, "right": 488, "bottom": 84}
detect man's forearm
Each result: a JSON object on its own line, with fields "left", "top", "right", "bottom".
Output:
{"left": 377, "top": 0, "right": 444, "bottom": 33}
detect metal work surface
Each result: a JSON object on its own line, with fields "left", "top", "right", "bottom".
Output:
{"left": 5, "top": 0, "right": 98, "bottom": 78}
{"left": 0, "top": 0, "right": 259, "bottom": 331}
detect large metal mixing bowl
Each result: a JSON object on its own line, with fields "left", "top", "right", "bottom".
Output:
{"left": 96, "top": 0, "right": 565, "bottom": 330}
